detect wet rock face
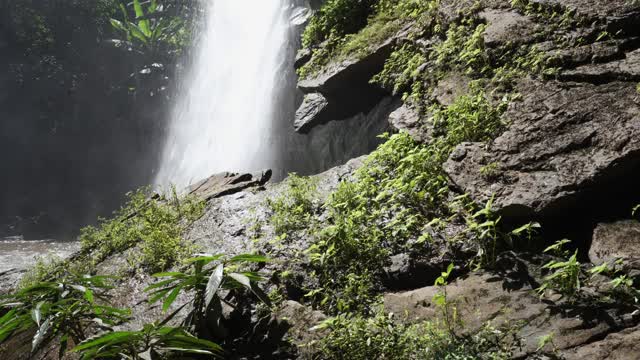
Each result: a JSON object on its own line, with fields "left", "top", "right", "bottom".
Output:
{"left": 294, "top": 92, "right": 329, "bottom": 132}
{"left": 294, "top": 24, "right": 412, "bottom": 133}
{"left": 479, "top": 9, "right": 538, "bottom": 47}
{"left": 276, "top": 301, "right": 328, "bottom": 357}
{"left": 387, "top": 104, "right": 428, "bottom": 142}
{"left": 384, "top": 268, "right": 638, "bottom": 358}
{"left": 559, "top": 324, "right": 640, "bottom": 360}
{"left": 188, "top": 170, "right": 272, "bottom": 201}
{"left": 444, "top": 80, "right": 640, "bottom": 220}
{"left": 561, "top": 48, "right": 640, "bottom": 83}
{"left": 531, "top": 0, "right": 640, "bottom": 19}
{"left": 590, "top": 221, "right": 640, "bottom": 269}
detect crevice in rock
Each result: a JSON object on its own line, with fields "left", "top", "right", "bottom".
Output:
{"left": 526, "top": 152, "right": 640, "bottom": 258}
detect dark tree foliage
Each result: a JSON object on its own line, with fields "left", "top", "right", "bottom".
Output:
{"left": 0, "top": 0, "right": 199, "bottom": 238}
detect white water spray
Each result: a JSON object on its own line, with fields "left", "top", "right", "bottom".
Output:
{"left": 155, "top": 0, "right": 292, "bottom": 187}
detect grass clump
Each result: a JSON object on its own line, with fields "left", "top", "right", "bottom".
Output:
{"left": 79, "top": 187, "right": 205, "bottom": 273}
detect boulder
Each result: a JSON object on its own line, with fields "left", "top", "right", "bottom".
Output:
{"left": 298, "top": 97, "right": 398, "bottom": 170}
{"left": 590, "top": 220, "right": 640, "bottom": 268}
{"left": 552, "top": 39, "right": 634, "bottom": 68}
{"left": 444, "top": 80, "right": 640, "bottom": 219}
{"left": 294, "top": 92, "right": 330, "bottom": 132}
{"left": 529, "top": 0, "right": 640, "bottom": 20}
{"left": 560, "top": 325, "right": 640, "bottom": 360}
{"left": 294, "top": 47, "right": 313, "bottom": 69}
{"left": 384, "top": 271, "right": 637, "bottom": 357}
{"left": 387, "top": 104, "right": 429, "bottom": 142}
{"left": 382, "top": 253, "right": 444, "bottom": 291}
{"left": 560, "top": 48, "right": 640, "bottom": 83}
{"left": 188, "top": 170, "right": 272, "bottom": 201}
{"left": 294, "top": 23, "right": 412, "bottom": 133}
{"left": 432, "top": 73, "right": 472, "bottom": 107}
{"left": 479, "top": 9, "right": 538, "bottom": 47}
{"left": 297, "top": 24, "right": 410, "bottom": 94}
{"left": 276, "top": 300, "right": 328, "bottom": 357}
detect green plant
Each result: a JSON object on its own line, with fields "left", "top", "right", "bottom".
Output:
{"left": 110, "top": 0, "right": 187, "bottom": 56}
{"left": 451, "top": 195, "right": 540, "bottom": 269}
{"left": 371, "top": 43, "right": 427, "bottom": 96}
{"left": 305, "top": 85, "right": 513, "bottom": 313}
{"left": 73, "top": 322, "right": 221, "bottom": 359}
{"left": 537, "top": 240, "right": 582, "bottom": 299}
{"left": 432, "top": 263, "right": 458, "bottom": 335}
{"left": 314, "top": 310, "right": 517, "bottom": 360}
{"left": 479, "top": 162, "right": 501, "bottom": 180}
{"left": 301, "top": 0, "right": 377, "bottom": 49}
{"left": 0, "top": 274, "right": 130, "bottom": 358}
{"left": 79, "top": 187, "right": 205, "bottom": 273}
{"left": 299, "top": 0, "right": 439, "bottom": 79}
{"left": 266, "top": 174, "right": 318, "bottom": 237}
{"left": 17, "top": 255, "right": 66, "bottom": 290}
{"left": 145, "top": 253, "right": 270, "bottom": 334}
{"left": 536, "top": 332, "right": 556, "bottom": 352}
{"left": 434, "top": 20, "right": 489, "bottom": 76}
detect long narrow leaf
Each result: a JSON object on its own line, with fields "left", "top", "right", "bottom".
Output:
{"left": 229, "top": 254, "right": 270, "bottom": 263}
{"left": 228, "top": 273, "right": 251, "bottom": 289}
{"left": 133, "top": 0, "right": 151, "bottom": 36}
{"left": 205, "top": 264, "right": 224, "bottom": 309}
{"left": 73, "top": 331, "right": 138, "bottom": 351}
{"left": 162, "top": 286, "right": 182, "bottom": 312}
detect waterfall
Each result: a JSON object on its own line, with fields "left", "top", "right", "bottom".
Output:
{"left": 155, "top": 0, "right": 292, "bottom": 188}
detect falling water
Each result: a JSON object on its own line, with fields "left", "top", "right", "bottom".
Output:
{"left": 155, "top": 0, "right": 293, "bottom": 188}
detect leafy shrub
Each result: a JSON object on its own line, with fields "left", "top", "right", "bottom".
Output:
{"left": 79, "top": 187, "right": 205, "bottom": 273}
{"left": 0, "top": 274, "right": 130, "bottom": 357}
{"left": 73, "top": 322, "right": 221, "bottom": 359}
{"left": 266, "top": 174, "right": 318, "bottom": 237}
{"left": 433, "top": 20, "right": 489, "bottom": 76}
{"left": 314, "top": 310, "right": 517, "bottom": 360}
{"left": 537, "top": 240, "right": 582, "bottom": 299}
{"left": 305, "top": 85, "right": 512, "bottom": 313}
{"left": 17, "top": 255, "right": 67, "bottom": 290}
{"left": 110, "top": 0, "right": 188, "bottom": 57}
{"left": 301, "top": 0, "right": 378, "bottom": 49}
{"left": 299, "top": 0, "right": 439, "bottom": 78}
{"left": 146, "top": 253, "right": 270, "bottom": 335}
{"left": 371, "top": 43, "right": 427, "bottom": 96}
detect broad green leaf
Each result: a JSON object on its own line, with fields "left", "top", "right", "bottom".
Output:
{"left": 110, "top": 19, "right": 128, "bottom": 33}
{"left": 32, "top": 317, "right": 51, "bottom": 352}
{"left": 145, "top": 278, "right": 178, "bottom": 291}
{"left": 129, "top": 24, "right": 149, "bottom": 44}
{"left": 84, "top": 289, "right": 95, "bottom": 304}
{"left": 133, "top": 0, "right": 143, "bottom": 17}
{"left": 228, "top": 273, "right": 251, "bottom": 289}
{"left": 148, "top": 288, "right": 172, "bottom": 304}
{"left": 205, "top": 264, "right": 224, "bottom": 309}
{"left": 31, "top": 302, "right": 44, "bottom": 326}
